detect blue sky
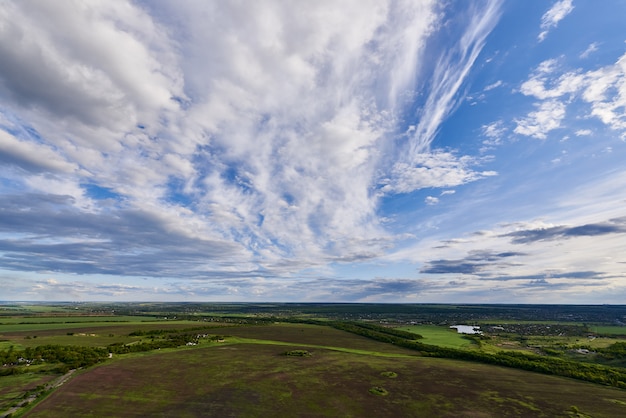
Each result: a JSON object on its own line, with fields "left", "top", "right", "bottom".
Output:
{"left": 1, "top": 0, "right": 625, "bottom": 302}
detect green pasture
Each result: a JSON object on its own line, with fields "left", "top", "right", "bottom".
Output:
{"left": 0, "top": 340, "right": 24, "bottom": 350}
{"left": 591, "top": 326, "right": 626, "bottom": 335}
{"left": 475, "top": 320, "right": 582, "bottom": 325}
{"left": 397, "top": 325, "right": 474, "bottom": 349}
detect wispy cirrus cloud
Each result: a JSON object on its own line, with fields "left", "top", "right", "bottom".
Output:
{"left": 404, "top": 0, "right": 501, "bottom": 157}
{"left": 580, "top": 42, "right": 599, "bottom": 59}
{"left": 538, "top": 0, "right": 574, "bottom": 42}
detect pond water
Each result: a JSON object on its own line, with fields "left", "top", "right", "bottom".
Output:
{"left": 450, "top": 325, "right": 482, "bottom": 334}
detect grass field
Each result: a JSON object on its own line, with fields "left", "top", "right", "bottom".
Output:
{"left": 21, "top": 324, "right": 626, "bottom": 418}
{"left": 0, "top": 371, "right": 57, "bottom": 412}
{"left": 3, "top": 309, "right": 626, "bottom": 417}
{"left": 397, "top": 325, "right": 474, "bottom": 349}
{"left": 591, "top": 326, "right": 626, "bottom": 335}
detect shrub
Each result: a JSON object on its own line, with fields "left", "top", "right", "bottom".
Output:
{"left": 284, "top": 350, "right": 311, "bottom": 357}
{"left": 369, "top": 386, "right": 389, "bottom": 396}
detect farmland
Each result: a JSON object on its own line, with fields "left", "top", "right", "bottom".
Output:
{"left": 1, "top": 302, "right": 626, "bottom": 417}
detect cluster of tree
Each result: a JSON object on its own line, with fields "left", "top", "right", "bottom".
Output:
{"left": 284, "top": 350, "right": 311, "bottom": 357}
{"left": 322, "top": 320, "right": 423, "bottom": 341}
{"left": 0, "top": 332, "right": 224, "bottom": 374}
{"left": 595, "top": 341, "right": 626, "bottom": 360}
{"left": 108, "top": 332, "right": 215, "bottom": 354}
{"left": 127, "top": 325, "right": 228, "bottom": 337}
{"left": 0, "top": 344, "right": 108, "bottom": 373}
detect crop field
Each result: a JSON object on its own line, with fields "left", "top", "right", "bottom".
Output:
{"left": 22, "top": 325, "right": 626, "bottom": 418}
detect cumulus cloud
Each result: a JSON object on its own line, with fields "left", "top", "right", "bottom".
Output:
{"left": 380, "top": 152, "right": 497, "bottom": 194}
{"left": 514, "top": 100, "right": 566, "bottom": 139}
{"left": 425, "top": 196, "right": 439, "bottom": 205}
{"left": 538, "top": 0, "right": 574, "bottom": 42}
{"left": 516, "top": 52, "right": 626, "bottom": 139}
{"left": 481, "top": 120, "right": 506, "bottom": 150}
{"left": 0, "top": 1, "right": 183, "bottom": 140}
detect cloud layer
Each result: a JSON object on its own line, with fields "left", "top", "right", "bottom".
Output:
{"left": 1, "top": 1, "right": 625, "bottom": 302}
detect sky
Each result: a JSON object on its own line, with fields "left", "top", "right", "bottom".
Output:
{"left": 1, "top": 0, "right": 625, "bottom": 303}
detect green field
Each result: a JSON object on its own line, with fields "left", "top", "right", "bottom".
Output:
{"left": 591, "top": 326, "right": 626, "bottom": 335}
{"left": 397, "top": 325, "right": 474, "bottom": 349}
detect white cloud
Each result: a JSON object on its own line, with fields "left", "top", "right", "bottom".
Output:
{"left": 405, "top": 0, "right": 501, "bottom": 156}
{"left": 519, "top": 59, "right": 586, "bottom": 100}
{"left": 0, "top": 1, "right": 512, "bottom": 300}
{"left": 425, "top": 196, "right": 439, "bottom": 205}
{"left": 516, "top": 52, "right": 626, "bottom": 139}
{"left": 5, "top": 0, "right": 505, "bottom": 279}
{"left": 538, "top": 0, "right": 574, "bottom": 42}
{"left": 385, "top": 182, "right": 626, "bottom": 303}
{"left": 381, "top": 152, "right": 497, "bottom": 194}
{"left": 0, "top": 1, "right": 183, "bottom": 142}
{"left": 0, "top": 129, "right": 77, "bottom": 173}
{"left": 580, "top": 42, "right": 599, "bottom": 59}
{"left": 483, "top": 80, "right": 503, "bottom": 91}
{"left": 481, "top": 120, "right": 506, "bottom": 150}
{"left": 514, "top": 100, "right": 566, "bottom": 139}
{"left": 575, "top": 129, "right": 592, "bottom": 136}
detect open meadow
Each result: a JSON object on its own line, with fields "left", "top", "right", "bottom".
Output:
{"left": 2, "top": 303, "right": 626, "bottom": 417}
{"left": 23, "top": 326, "right": 626, "bottom": 418}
